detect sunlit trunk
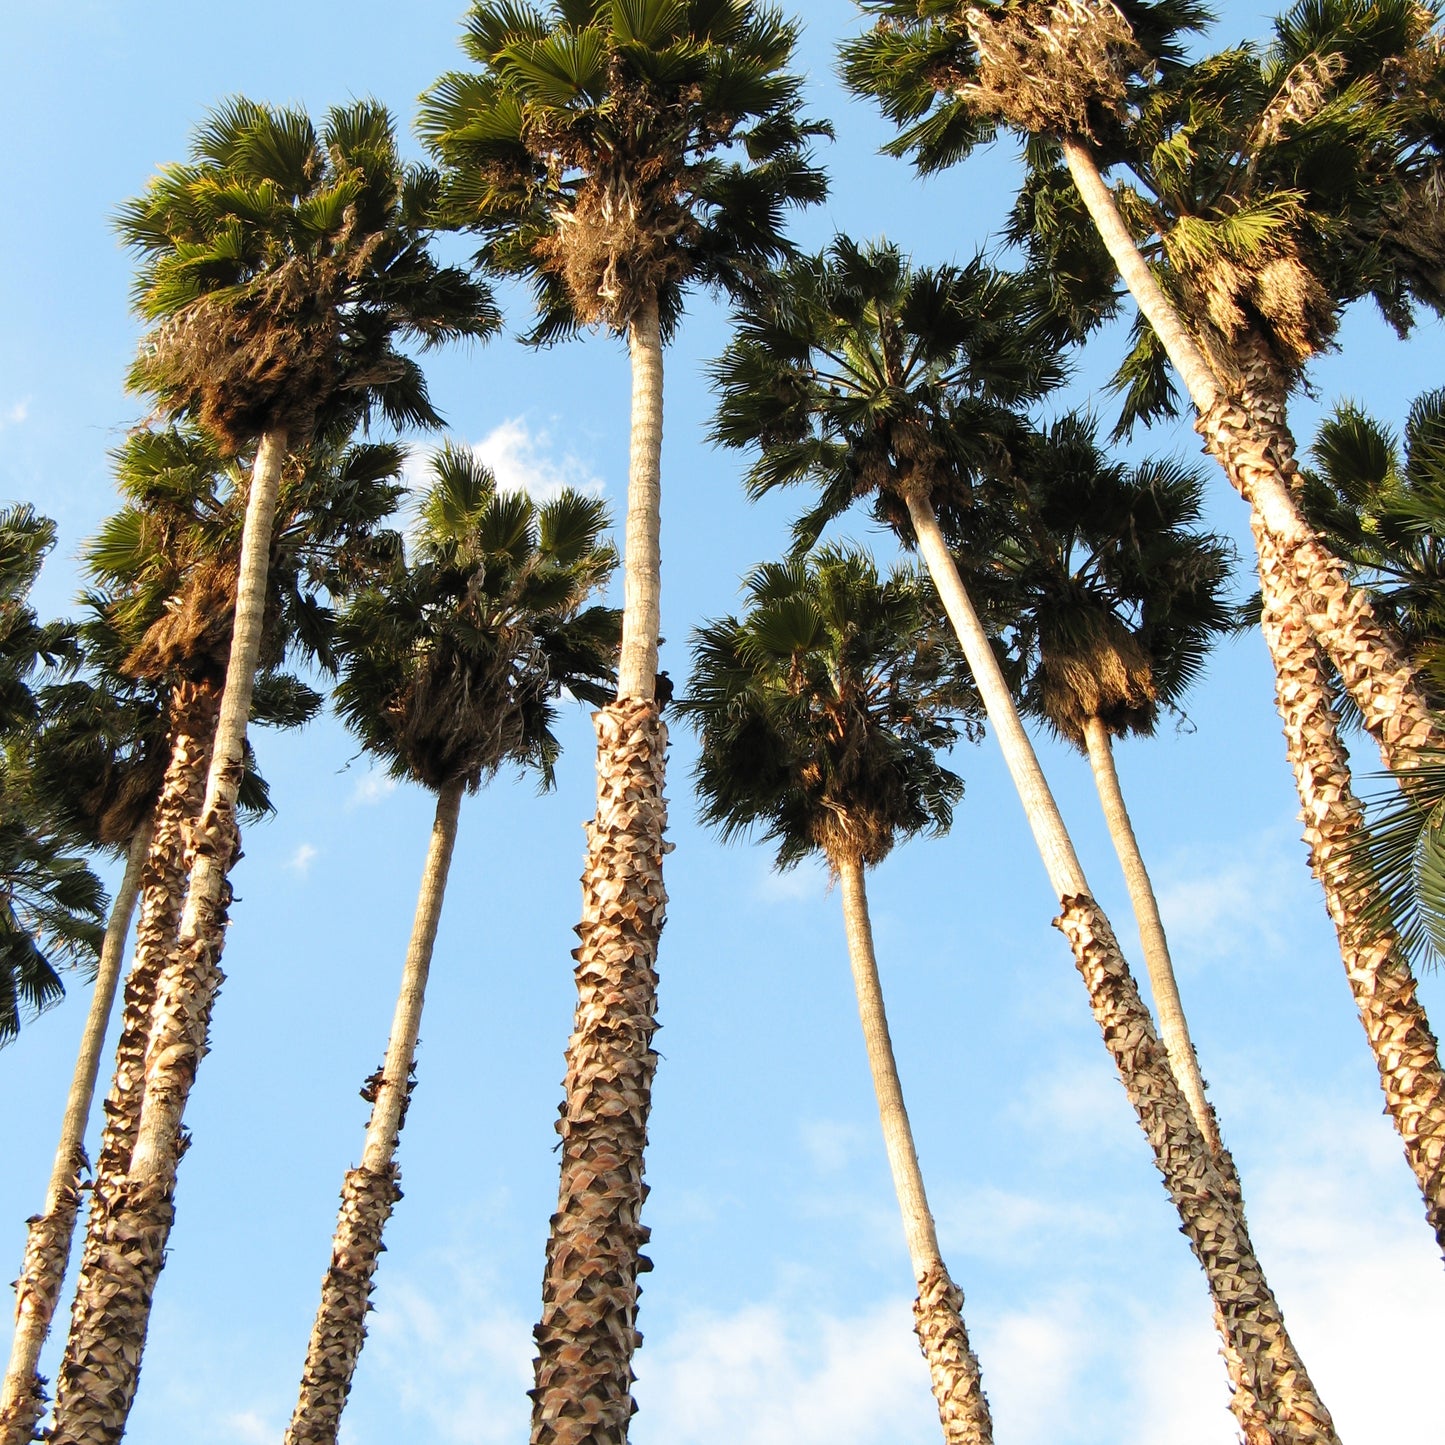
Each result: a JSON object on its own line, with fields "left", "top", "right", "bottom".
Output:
{"left": 50, "top": 427, "right": 288, "bottom": 1445}
{"left": 1059, "top": 135, "right": 1442, "bottom": 771}
{"left": 285, "top": 780, "right": 463, "bottom": 1445}
{"left": 836, "top": 855, "right": 992, "bottom": 1445}
{"left": 0, "top": 819, "right": 153, "bottom": 1445}
{"left": 531, "top": 296, "right": 669, "bottom": 1445}
{"left": 908, "top": 492, "right": 1338, "bottom": 1445}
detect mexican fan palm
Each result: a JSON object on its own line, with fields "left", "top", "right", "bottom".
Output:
{"left": 842, "top": 0, "right": 1445, "bottom": 772}
{"left": 53, "top": 108, "right": 478, "bottom": 1425}
{"left": 284, "top": 446, "right": 617, "bottom": 1445}
{"left": 713, "top": 238, "right": 1337, "bottom": 1444}
{"left": 993, "top": 419, "right": 1238, "bottom": 1167}
{"left": 420, "top": 4, "right": 826, "bottom": 1434}
{"left": 684, "top": 548, "right": 993, "bottom": 1445}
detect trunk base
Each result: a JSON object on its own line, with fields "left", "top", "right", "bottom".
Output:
{"left": 912, "top": 1262, "right": 992, "bottom": 1445}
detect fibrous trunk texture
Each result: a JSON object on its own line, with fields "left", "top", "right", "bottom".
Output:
{"left": 0, "top": 821, "right": 153, "bottom": 1445}
{"left": 284, "top": 780, "right": 463, "bottom": 1445}
{"left": 1081, "top": 717, "right": 1239, "bottom": 1199}
{"left": 907, "top": 493, "right": 1338, "bottom": 1443}
{"left": 1255, "top": 520, "right": 1445, "bottom": 1254}
{"left": 49, "top": 429, "right": 287, "bottom": 1445}
{"left": 837, "top": 857, "right": 991, "bottom": 1445}
{"left": 530, "top": 701, "right": 669, "bottom": 1445}
{"left": 1059, "top": 136, "right": 1443, "bottom": 770}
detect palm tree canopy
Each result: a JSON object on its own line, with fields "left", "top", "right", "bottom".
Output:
{"left": 710, "top": 236, "right": 1062, "bottom": 551}
{"left": 682, "top": 546, "right": 981, "bottom": 871}
{"left": 985, "top": 414, "right": 1237, "bottom": 746}
{"left": 1302, "top": 386, "right": 1445, "bottom": 707}
{"left": 118, "top": 98, "right": 500, "bottom": 452}
{"left": 0, "top": 506, "right": 79, "bottom": 735}
{"left": 333, "top": 445, "right": 620, "bottom": 793}
{"left": 86, "top": 424, "right": 408, "bottom": 687}
{"left": 418, "top": 0, "right": 830, "bottom": 341}
{"left": 1006, "top": 0, "right": 1445, "bottom": 430}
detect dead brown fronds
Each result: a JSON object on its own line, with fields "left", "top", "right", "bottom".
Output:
{"left": 1040, "top": 625, "right": 1157, "bottom": 745}
{"left": 1253, "top": 51, "right": 1347, "bottom": 148}
{"left": 816, "top": 803, "right": 897, "bottom": 871}
{"left": 962, "top": 0, "right": 1148, "bottom": 140}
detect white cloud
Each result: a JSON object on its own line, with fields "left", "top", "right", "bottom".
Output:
{"left": 286, "top": 843, "right": 319, "bottom": 876}
{"left": 349, "top": 770, "right": 399, "bottom": 807}
{"left": 799, "top": 1118, "right": 867, "bottom": 1174}
{"left": 0, "top": 398, "right": 29, "bottom": 430}
{"left": 754, "top": 857, "right": 830, "bottom": 905}
{"left": 405, "top": 418, "right": 606, "bottom": 504}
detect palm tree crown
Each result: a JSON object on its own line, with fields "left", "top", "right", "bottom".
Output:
{"left": 334, "top": 444, "right": 620, "bottom": 793}
{"left": 419, "top": 0, "right": 829, "bottom": 341}
{"left": 683, "top": 546, "right": 980, "bottom": 870}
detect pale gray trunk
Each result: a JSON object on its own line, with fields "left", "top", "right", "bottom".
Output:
{"left": 1059, "top": 135, "right": 1443, "bottom": 769}
{"left": 284, "top": 780, "right": 463, "bottom": 1445}
{"left": 49, "top": 427, "right": 288, "bottom": 1445}
{"left": 836, "top": 856, "right": 992, "bottom": 1445}
{"left": 1080, "top": 718, "right": 1223, "bottom": 1157}
{"left": 0, "top": 821, "right": 153, "bottom": 1445}
{"left": 617, "top": 294, "right": 663, "bottom": 702}
{"left": 906, "top": 492, "right": 1338, "bottom": 1444}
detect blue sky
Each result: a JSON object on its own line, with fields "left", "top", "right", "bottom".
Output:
{"left": 3, "top": 2, "right": 1444, "bottom": 1442}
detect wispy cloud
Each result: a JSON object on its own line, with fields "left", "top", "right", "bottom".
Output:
{"left": 0, "top": 398, "right": 30, "bottom": 430}
{"left": 405, "top": 418, "right": 607, "bottom": 503}
{"left": 286, "top": 843, "right": 319, "bottom": 876}
{"left": 754, "top": 857, "right": 830, "bottom": 905}
{"left": 349, "top": 770, "right": 399, "bottom": 807}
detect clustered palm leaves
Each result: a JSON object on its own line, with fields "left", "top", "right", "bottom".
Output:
{"left": 3, "top": 2, "right": 1445, "bottom": 1443}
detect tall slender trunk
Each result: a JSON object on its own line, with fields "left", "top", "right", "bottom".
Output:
{"left": 285, "top": 781, "right": 463, "bottom": 1445}
{"left": 907, "top": 492, "right": 1338, "bottom": 1445}
{"left": 531, "top": 295, "right": 669, "bottom": 1445}
{"left": 49, "top": 428, "right": 288, "bottom": 1445}
{"left": 1080, "top": 716, "right": 1238, "bottom": 1190}
{"left": 836, "top": 855, "right": 992, "bottom": 1445}
{"left": 1254, "top": 520, "right": 1445, "bottom": 1254}
{"left": 45, "top": 678, "right": 219, "bottom": 1440}
{"left": 1059, "top": 135, "right": 1442, "bottom": 771}
{"left": 0, "top": 819, "right": 153, "bottom": 1444}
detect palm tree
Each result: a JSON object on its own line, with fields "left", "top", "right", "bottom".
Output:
{"left": 989, "top": 418, "right": 1239, "bottom": 1171}
{"left": 420, "top": 5, "right": 826, "bottom": 1431}
{"left": 712, "top": 237, "right": 1338, "bottom": 1444}
{"left": 0, "top": 505, "right": 100, "bottom": 1047}
{"left": 284, "top": 446, "right": 618, "bottom": 1445}
{"left": 53, "top": 113, "right": 477, "bottom": 1418}
{"left": 683, "top": 547, "right": 993, "bottom": 1445}
{"left": 840, "top": 0, "right": 1445, "bottom": 773}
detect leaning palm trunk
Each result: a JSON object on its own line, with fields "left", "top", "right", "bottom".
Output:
{"left": 836, "top": 856, "right": 992, "bottom": 1445}
{"left": 531, "top": 295, "right": 669, "bottom": 1445}
{"left": 1254, "top": 519, "right": 1445, "bottom": 1254}
{"left": 285, "top": 780, "right": 463, "bottom": 1445}
{"left": 0, "top": 818, "right": 154, "bottom": 1444}
{"left": 908, "top": 492, "right": 1338, "bottom": 1444}
{"left": 1080, "top": 715, "right": 1242, "bottom": 1201}
{"left": 1059, "top": 135, "right": 1442, "bottom": 772}
{"left": 50, "top": 429, "right": 288, "bottom": 1445}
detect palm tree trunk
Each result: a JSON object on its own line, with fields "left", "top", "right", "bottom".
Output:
{"left": 0, "top": 818, "right": 154, "bottom": 1445}
{"left": 907, "top": 491, "right": 1338, "bottom": 1445}
{"left": 1059, "top": 135, "right": 1442, "bottom": 771}
{"left": 531, "top": 295, "right": 669, "bottom": 1445}
{"left": 49, "top": 428, "right": 288, "bottom": 1445}
{"left": 284, "top": 780, "right": 463, "bottom": 1445}
{"left": 836, "top": 855, "right": 992, "bottom": 1445}
{"left": 1254, "top": 519, "right": 1445, "bottom": 1254}
{"left": 1080, "top": 715, "right": 1239, "bottom": 1194}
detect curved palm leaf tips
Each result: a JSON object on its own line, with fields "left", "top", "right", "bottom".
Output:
{"left": 997, "top": 419, "right": 1239, "bottom": 1170}
{"left": 0, "top": 505, "right": 101, "bottom": 1049}
{"left": 712, "top": 237, "right": 1338, "bottom": 1444}
{"left": 683, "top": 548, "right": 993, "bottom": 1445}
{"left": 420, "top": 5, "right": 826, "bottom": 1436}
{"left": 49, "top": 101, "right": 497, "bottom": 1445}
{"left": 841, "top": 0, "right": 1445, "bottom": 773}
{"left": 284, "top": 447, "right": 618, "bottom": 1445}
